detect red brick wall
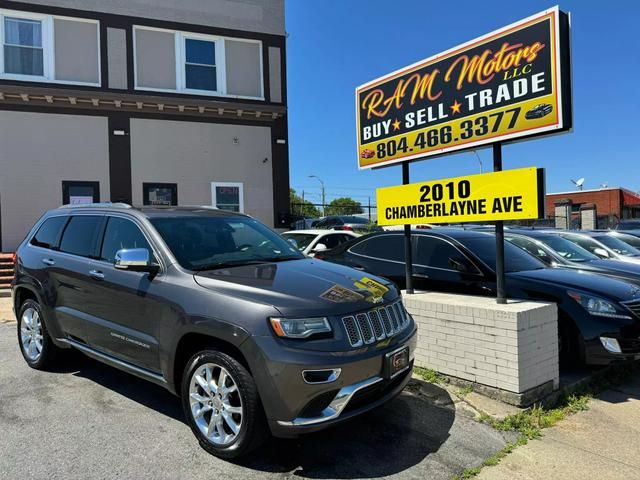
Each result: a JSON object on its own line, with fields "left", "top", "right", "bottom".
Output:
{"left": 545, "top": 189, "right": 623, "bottom": 217}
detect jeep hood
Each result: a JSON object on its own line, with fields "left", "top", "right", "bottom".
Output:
{"left": 193, "top": 258, "right": 398, "bottom": 316}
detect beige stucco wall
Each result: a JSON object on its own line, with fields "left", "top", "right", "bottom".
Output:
{"left": 0, "top": 111, "right": 110, "bottom": 251}
{"left": 27, "top": 0, "right": 285, "bottom": 36}
{"left": 130, "top": 118, "right": 274, "bottom": 226}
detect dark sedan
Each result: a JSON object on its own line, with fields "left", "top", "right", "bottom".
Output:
{"left": 504, "top": 230, "right": 640, "bottom": 287}
{"left": 317, "top": 229, "right": 640, "bottom": 366}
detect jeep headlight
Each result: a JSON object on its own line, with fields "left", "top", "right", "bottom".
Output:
{"left": 269, "top": 317, "right": 332, "bottom": 338}
{"left": 568, "top": 291, "right": 631, "bottom": 319}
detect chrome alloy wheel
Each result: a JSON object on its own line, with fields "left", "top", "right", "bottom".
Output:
{"left": 20, "top": 307, "right": 43, "bottom": 361}
{"left": 188, "top": 363, "right": 243, "bottom": 445}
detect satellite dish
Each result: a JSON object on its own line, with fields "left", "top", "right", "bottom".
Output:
{"left": 571, "top": 178, "right": 585, "bottom": 190}
{"left": 600, "top": 182, "right": 608, "bottom": 189}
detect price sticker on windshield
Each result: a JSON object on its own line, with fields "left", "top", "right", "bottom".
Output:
{"left": 377, "top": 167, "right": 545, "bottom": 225}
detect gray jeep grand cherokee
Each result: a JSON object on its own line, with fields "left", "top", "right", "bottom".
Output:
{"left": 13, "top": 204, "right": 417, "bottom": 458}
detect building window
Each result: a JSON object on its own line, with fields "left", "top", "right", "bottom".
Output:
{"left": 143, "top": 183, "right": 178, "bottom": 206}
{"left": 0, "top": 8, "right": 100, "bottom": 85}
{"left": 211, "top": 182, "right": 244, "bottom": 213}
{"left": 62, "top": 181, "right": 100, "bottom": 205}
{"left": 3, "top": 17, "right": 44, "bottom": 76}
{"left": 184, "top": 37, "right": 217, "bottom": 91}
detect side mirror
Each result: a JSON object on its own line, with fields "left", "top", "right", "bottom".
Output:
{"left": 448, "top": 256, "right": 469, "bottom": 273}
{"left": 114, "top": 248, "right": 157, "bottom": 272}
{"left": 593, "top": 247, "right": 610, "bottom": 258}
{"left": 312, "top": 243, "right": 328, "bottom": 253}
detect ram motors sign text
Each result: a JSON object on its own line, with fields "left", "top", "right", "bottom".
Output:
{"left": 377, "top": 167, "right": 545, "bottom": 225}
{"left": 356, "top": 6, "right": 571, "bottom": 169}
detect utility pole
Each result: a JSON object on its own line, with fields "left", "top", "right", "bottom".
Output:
{"left": 472, "top": 150, "right": 484, "bottom": 174}
{"left": 308, "top": 175, "right": 325, "bottom": 216}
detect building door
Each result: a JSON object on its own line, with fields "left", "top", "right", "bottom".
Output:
{"left": 211, "top": 182, "right": 244, "bottom": 212}
{"left": 62, "top": 181, "right": 100, "bottom": 205}
{"left": 143, "top": 183, "right": 178, "bottom": 206}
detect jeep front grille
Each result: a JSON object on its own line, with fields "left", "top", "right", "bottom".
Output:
{"left": 341, "top": 300, "right": 410, "bottom": 347}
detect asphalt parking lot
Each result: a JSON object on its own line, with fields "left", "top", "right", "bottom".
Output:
{"left": 0, "top": 314, "right": 514, "bottom": 480}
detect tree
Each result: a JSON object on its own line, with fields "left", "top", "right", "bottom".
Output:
{"left": 290, "top": 188, "right": 320, "bottom": 218}
{"left": 325, "top": 197, "right": 363, "bottom": 216}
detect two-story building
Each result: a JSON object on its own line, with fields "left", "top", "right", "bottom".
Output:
{"left": 0, "top": 0, "right": 289, "bottom": 251}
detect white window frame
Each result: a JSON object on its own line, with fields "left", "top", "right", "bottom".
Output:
{"left": 0, "top": 8, "right": 100, "bottom": 86}
{"left": 133, "top": 25, "right": 264, "bottom": 100}
{"left": 177, "top": 31, "right": 226, "bottom": 96}
{"left": 211, "top": 182, "right": 244, "bottom": 213}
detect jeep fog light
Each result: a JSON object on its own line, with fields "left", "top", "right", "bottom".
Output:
{"left": 600, "top": 337, "right": 622, "bottom": 354}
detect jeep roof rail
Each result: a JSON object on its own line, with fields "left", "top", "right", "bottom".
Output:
{"left": 58, "top": 202, "right": 132, "bottom": 209}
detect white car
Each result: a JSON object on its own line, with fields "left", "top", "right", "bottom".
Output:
{"left": 281, "top": 229, "right": 360, "bottom": 256}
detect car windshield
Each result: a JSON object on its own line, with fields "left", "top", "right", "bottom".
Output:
{"left": 505, "top": 235, "right": 557, "bottom": 265}
{"left": 281, "top": 233, "right": 316, "bottom": 251}
{"left": 594, "top": 235, "right": 640, "bottom": 257}
{"left": 457, "top": 236, "right": 546, "bottom": 273}
{"left": 150, "top": 215, "right": 304, "bottom": 270}
{"left": 613, "top": 233, "right": 640, "bottom": 249}
{"left": 561, "top": 234, "right": 613, "bottom": 257}
{"left": 537, "top": 235, "right": 599, "bottom": 262}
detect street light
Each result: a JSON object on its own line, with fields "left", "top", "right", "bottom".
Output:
{"left": 308, "top": 174, "right": 326, "bottom": 216}
{"left": 471, "top": 150, "right": 483, "bottom": 174}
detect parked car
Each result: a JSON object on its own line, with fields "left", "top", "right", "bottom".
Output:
{"left": 313, "top": 215, "right": 376, "bottom": 233}
{"left": 291, "top": 217, "right": 321, "bottom": 230}
{"left": 606, "top": 231, "right": 640, "bottom": 249}
{"left": 382, "top": 224, "right": 433, "bottom": 231}
{"left": 617, "top": 220, "right": 640, "bottom": 230}
{"left": 504, "top": 230, "right": 640, "bottom": 286}
{"left": 558, "top": 231, "right": 640, "bottom": 264}
{"left": 318, "top": 229, "right": 640, "bottom": 366}
{"left": 13, "top": 204, "right": 416, "bottom": 459}
{"left": 281, "top": 229, "right": 359, "bottom": 256}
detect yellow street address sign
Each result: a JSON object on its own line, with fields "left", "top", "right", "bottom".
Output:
{"left": 377, "top": 167, "right": 545, "bottom": 226}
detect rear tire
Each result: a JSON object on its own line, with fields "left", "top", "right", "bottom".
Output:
{"left": 17, "top": 299, "right": 61, "bottom": 370}
{"left": 181, "top": 350, "right": 267, "bottom": 459}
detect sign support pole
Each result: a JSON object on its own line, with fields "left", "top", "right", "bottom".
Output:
{"left": 493, "top": 143, "right": 507, "bottom": 304}
{"left": 402, "top": 162, "right": 414, "bottom": 294}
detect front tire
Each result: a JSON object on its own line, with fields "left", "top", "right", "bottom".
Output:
{"left": 17, "top": 299, "right": 61, "bottom": 370}
{"left": 181, "top": 350, "right": 267, "bottom": 459}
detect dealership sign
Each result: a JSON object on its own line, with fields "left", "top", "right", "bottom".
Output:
{"left": 377, "top": 167, "right": 545, "bottom": 225}
{"left": 356, "top": 6, "right": 571, "bottom": 169}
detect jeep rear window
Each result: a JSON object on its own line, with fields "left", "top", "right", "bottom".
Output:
{"left": 150, "top": 216, "right": 303, "bottom": 270}
{"left": 30, "top": 216, "right": 68, "bottom": 249}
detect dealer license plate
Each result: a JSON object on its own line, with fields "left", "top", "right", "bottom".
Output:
{"left": 384, "top": 346, "right": 410, "bottom": 379}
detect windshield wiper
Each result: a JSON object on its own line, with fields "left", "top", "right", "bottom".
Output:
{"left": 192, "top": 256, "right": 301, "bottom": 271}
{"left": 259, "top": 256, "right": 301, "bottom": 263}
{"left": 192, "top": 260, "right": 265, "bottom": 271}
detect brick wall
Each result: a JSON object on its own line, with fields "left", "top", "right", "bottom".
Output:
{"left": 546, "top": 189, "right": 623, "bottom": 217}
{"left": 403, "top": 292, "right": 559, "bottom": 395}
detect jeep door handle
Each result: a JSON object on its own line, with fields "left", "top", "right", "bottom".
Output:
{"left": 41, "top": 258, "right": 55, "bottom": 266}
{"left": 413, "top": 273, "right": 429, "bottom": 279}
{"left": 89, "top": 269, "right": 105, "bottom": 280}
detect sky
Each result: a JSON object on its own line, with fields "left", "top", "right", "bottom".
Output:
{"left": 284, "top": 0, "right": 640, "bottom": 207}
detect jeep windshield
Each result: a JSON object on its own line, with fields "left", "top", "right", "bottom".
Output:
{"left": 151, "top": 215, "right": 304, "bottom": 271}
